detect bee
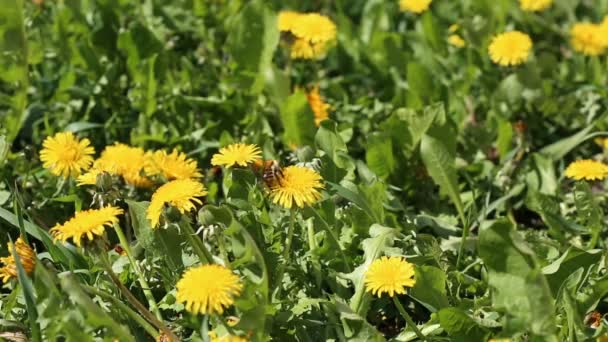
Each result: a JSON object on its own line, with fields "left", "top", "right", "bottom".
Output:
{"left": 252, "top": 159, "right": 284, "bottom": 188}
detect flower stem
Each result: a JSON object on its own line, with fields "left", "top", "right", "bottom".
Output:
{"left": 274, "top": 209, "right": 296, "bottom": 291}
{"left": 113, "top": 223, "right": 162, "bottom": 321}
{"left": 181, "top": 221, "right": 213, "bottom": 264}
{"left": 456, "top": 221, "right": 470, "bottom": 270}
{"left": 392, "top": 297, "right": 426, "bottom": 341}
{"left": 83, "top": 284, "right": 159, "bottom": 339}
{"left": 98, "top": 253, "right": 180, "bottom": 342}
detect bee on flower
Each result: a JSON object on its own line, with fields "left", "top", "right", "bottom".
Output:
{"left": 278, "top": 11, "right": 337, "bottom": 60}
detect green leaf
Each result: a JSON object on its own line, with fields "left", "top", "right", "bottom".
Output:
{"left": 573, "top": 181, "right": 602, "bottom": 246}
{"left": 438, "top": 307, "right": 490, "bottom": 342}
{"left": 263, "top": 64, "right": 290, "bottom": 109}
{"left": 279, "top": 91, "right": 316, "bottom": 147}
{"left": 420, "top": 130, "right": 465, "bottom": 224}
{"left": 478, "top": 219, "right": 556, "bottom": 336}
{"left": 11, "top": 237, "right": 41, "bottom": 342}
{"left": 315, "top": 120, "right": 352, "bottom": 170}
{"left": 496, "top": 118, "right": 513, "bottom": 160}
{"left": 126, "top": 200, "right": 155, "bottom": 250}
{"left": 539, "top": 124, "right": 595, "bottom": 160}
{"left": 365, "top": 132, "right": 394, "bottom": 180}
{"left": 58, "top": 273, "right": 135, "bottom": 342}
{"left": 407, "top": 62, "right": 434, "bottom": 108}
{"left": 542, "top": 248, "right": 602, "bottom": 296}
{"left": 410, "top": 265, "right": 449, "bottom": 312}
{"left": 0, "top": 0, "right": 28, "bottom": 143}
{"left": 227, "top": 0, "right": 279, "bottom": 93}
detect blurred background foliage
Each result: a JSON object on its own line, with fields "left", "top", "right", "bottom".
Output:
{"left": 1, "top": 0, "right": 608, "bottom": 341}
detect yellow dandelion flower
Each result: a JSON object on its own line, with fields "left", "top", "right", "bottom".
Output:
{"left": 0, "top": 238, "right": 36, "bottom": 283}
{"left": 147, "top": 179, "right": 207, "bottom": 228}
{"left": 40, "top": 132, "right": 95, "bottom": 178}
{"left": 448, "top": 34, "right": 466, "bottom": 48}
{"left": 488, "top": 31, "right": 533, "bottom": 66}
{"left": 176, "top": 264, "right": 243, "bottom": 315}
{"left": 598, "top": 336, "right": 608, "bottom": 342}
{"left": 571, "top": 23, "right": 607, "bottom": 56}
{"left": 290, "top": 13, "right": 337, "bottom": 44}
{"left": 564, "top": 159, "right": 608, "bottom": 181}
{"left": 278, "top": 11, "right": 302, "bottom": 33}
{"left": 50, "top": 206, "right": 124, "bottom": 247}
{"left": 145, "top": 149, "right": 202, "bottom": 181}
{"left": 519, "top": 0, "right": 552, "bottom": 12}
{"left": 399, "top": 0, "right": 432, "bottom": 14}
{"left": 306, "top": 86, "right": 330, "bottom": 126}
{"left": 96, "top": 143, "right": 152, "bottom": 188}
{"left": 448, "top": 24, "right": 460, "bottom": 33}
{"left": 488, "top": 339, "right": 512, "bottom": 342}
{"left": 211, "top": 143, "right": 262, "bottom": 168}
{"left": 269, "top": 165, "right": 324, "bottom": 208}
{"left": 76, "top": 158, "right": 118, "bottom": 186}
{"left": 364, "top": 256, "right": 416, "bottom": 297}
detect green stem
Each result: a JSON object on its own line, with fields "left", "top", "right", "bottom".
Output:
{"left": 456, "top": 222, "right": 470, "bottom": 270}
{"left": 217, "top": 235, "right": 231, "bottom": 268}
{"left": 274, "top": 209, "right": 296, "bottom": 291}
{"left": 83, "top": 285, "right": 159, "bottom": 339}
{"left": 98, "top": 254, "right": 180, "bottom": 342}
{"left": 181, "top": 221, "right": 213, "bottom": 264}
{"left": 309, "top": 207, "right": 352, "bottom": 272}
{"left": 113, "top": 223, "right": 162, "bottom": 321}
{"left": 393, "top": 297, "right": 426, "bottom": 341}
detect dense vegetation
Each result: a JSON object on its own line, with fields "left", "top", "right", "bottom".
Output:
{"left": 1, "top": 0, "right": 608, "bottom": 341}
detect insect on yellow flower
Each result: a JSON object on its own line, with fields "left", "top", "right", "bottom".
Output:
{"left": 269, "top": 165, "right": 324, "bottom": 209}
{"left": 0, "top": 238, "right": 37, "bottom": 283}
{"left": 40, "top": 132, "right": 95, "bottom": 178}
{"left": 176, "top": 264, "right": 243, "bottom": 315}
{"left": 519, "top": 0, "right": 552, "bottom": 12}
{"left": 364, "top": 256, "right": 416, "bottom": 297}
{"left": 399, "top": 0, "right": 432, "bottom": 14}
{"left": 145, "top": 149, "right": 202, "bottom": 180}
{"left": 488, "top": 31, "right": 533, "bottom": 66}
{"left": 564, "top": 159, "right": 608, "bottom": 181}
{"left": 306, "top": 86, "right": 330, "bottom": 126}
{"left": 50, "top": 206, "right": 124, "bottom": 247}
{"left": 211, "top": 143, "right": 262, "bottom": 168}
{"left": 571, "top": 23, "right": 608, "bottom": 56}
{"left": 147, "top": 179, "right": 207, "bottom": 228}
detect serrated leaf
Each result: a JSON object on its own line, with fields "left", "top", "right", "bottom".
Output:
{"left": 410, "top": 265, "right": 449, "bottom": 312}
{"left": 420, "top": 131, "right": 465, "bottom": 224}
{"left": 279, "top": 91, "right": 316, "bottom": 147}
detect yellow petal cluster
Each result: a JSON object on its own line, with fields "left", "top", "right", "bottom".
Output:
{"left": 50, "top": 206, "right": 124, "bottom": 247}
{"left": 364, "top": 256, "right": 416, "bottom": 297}
{"left": 488, "top": 31, "right": 533, "bottom": 66}
{"left": 77, "top": 143, "right": 152, "bottom": 188}
{"left": 306, "top": 86, "right": 330, "bottom": 126}
{"left": 571, "top": 22, "right": 608, "bottom": 56}
{"left": 269, "top": 165, "right": 324, "bottom": 208}
{"left": 519, "top": 0, "right": 552, "bottom": 12}
{"left": 211, "top": 143, "right": 262, "bottom": 168}
{"left": 147, "top": 179, "right": 207, "bottom": 228}
{"left": 0, "top": 238, "right": 36, "bottom": 283}
{"left": 564, "top": 159, "right": 608, "bottom": 181}
{"left": 278, "top": 11, "right": 337, "bottom": 60}
{"left": 145, "top": 149, "right": 202, "bottom": 180}
{"left": 40, "top": 132, "right": 95, "bottom": 178}
{"left": 176, "top": 264, "right": 242, "bottom": 315}
{"left": 399, "top": 0, "right": 432, "bottom": 14}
